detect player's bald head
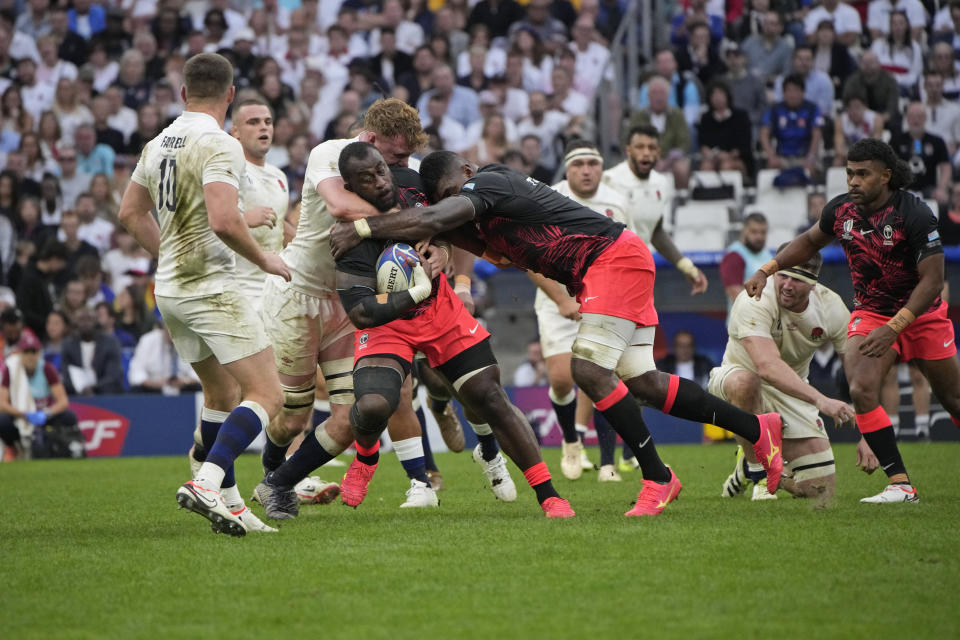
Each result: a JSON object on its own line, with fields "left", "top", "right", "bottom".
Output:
{"left": 420, "top": 150, "right": 472, "bottom": 202}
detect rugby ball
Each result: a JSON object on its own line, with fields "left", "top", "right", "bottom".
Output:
{"left": 376, "top": 243, "right": 419, "bottom": 293}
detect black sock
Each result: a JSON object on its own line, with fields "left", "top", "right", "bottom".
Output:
{"left": 622, "top": 441, "right": 636, "bottom": 460}
{"left": 532, "top": 479, "right": 560, "bottom": 503}
{"left": 594, "top": 413, "right": 617, "bottom": 467}
{"left": 666, "top": 377, "right": 760, "bottom": 442}
{"left": 599, "top": 391, "right": 670, "bottom": 482}
{"left": 356, "top": 447, "right": 380, "bottom": 466}
{"left": 418, "top": 408, "right": 438, "bottom": 472}
{"left": 428, "top": 394, "right": 449, "bottom": 415}
{"left": 862, "top": 427, "right": 908, "bottom": 479}
{"left": 192, "top": 443, "right": 207, "bottom": 462}
{"left": 261, "top": 436, "right": 288, "bottom": 473}
{"left": 270, "top": 428, "right": 335, "bottom": 487}
{"left": 478, "top": 432, "right": 499, "bottom": 461}
{"left": 551, "top": 393, "right": 579, "bottom": 443}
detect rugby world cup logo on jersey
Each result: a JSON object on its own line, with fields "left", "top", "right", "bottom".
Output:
{"left": 883, "top": 224, "right": 894, "bottom": 245}
{"left": 842, "top": 219, "right": 854, "bottom": 239}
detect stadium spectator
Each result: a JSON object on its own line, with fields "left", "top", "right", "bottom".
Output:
{"left": 774, "top": 46, "right": 835, "bottom": 121}
{"left": 417, "top": 64, "right": 479, "bottom": 129}
{"left": 369, "top": 0, "right": 425, "bottom": 56}
{"left": 18, "top": 58, "right": 54, "bottom": 124}
{"left": 75, "top": 254, "right": 113, "bottom": 308}
{"left": 842, "top": 50, "right": 901, "bottom": 123}
{"left": 282, "top": 134, "right": 309, "bottom": 201}
{"left": 58, "top": 211, "right": 98, "bottom": 278}
{"left": 19, "top": 133, "right": 58, "bottom": 183}
{"left": 671, "top": 0, "right": 725, "bottom": 47}
{"left": 49, "top": 6, "right": 88, "bottom": 68}
{"left": 1, "top": 11, "right": 40, "bottom": 66}
{"left": 720, "top": 212, "right": 770, "bottom": 303}
{"left": 74, "top": 124, "right": 114, "bottom": 180}
{"left": 720, "top": 42, "right": 767, "bottom": 129}
{"left": 458, "top": 45, "right": 491, "bottom": 93}
{"left": 742, "top": 11, "right": 794, "bottom": 84}
{"left": 637, "top": 49, "right": 701, "bottom": 130}
{"left": 43, "top": 310, "right": 68, "bottom": 367}
{"left": 126, "top": 322, "right": 199, "bottom": 394}
{"left": 1, "top": 307, "right": 37, "bottom": 358}
{"left": 867, "top": 0, "right": 927, "bottom": 41}
{"left": 728, "top": 0, "right": 767, "bottom": 41}
{"left": 629, "top": 76, "right": 692, "bottom": 188}
{"left": 114, "top": 284, "right": 151, "bottom": 342}
{"left": 922, "top": 72, "right": 960, "bottom": 156}
{"left": 101, "top": 228, "right": 149, "bottom": 295}
{"left": 68, "top": 0, "right": 107, "bottom": 40}
{"left": 131, "top": 31, "right": 164, "bottom": 83}
{"left": 36, "top": 35, "right": 78, "bottom": 89}
{"left": 570, "top": 14, "right": 613, "bottom": 96}
{"left": 0, "top": 330, "right": 80, "bottom": 460}
{"left": 516, "top": 134, "right": 554, "bottom": 183}
{"left": 73, "top": 193, "right": 114, "bottom": 255}
{"left": 125, "top": 104, "right": 163, "bottom": 157}
{"left": 94, "top": 300, "right": 134, "bottom": 349}
{"left": 14, "top": 196, "right": 48, "bottom": 247}
{"left": 59, "top": 306, "right": 123, "bottom": 395}
{"left": 432, "top": 6, "right": 469, "bottom": 63}
{"left": 423, "top": 93, "right": 469, "bottom": 151}
{"left": 466, "top": 113, "right": 514, "bottom": 164}
{"left": 508, "top": 0, "right": 568, "bottom": 45}
{"left": 90, "top": 6, "right": 132, "bottom": 59}
{"left": 937, "top": 182, "right": 960, "bottom": 245}
{"left": 834, "top": 94, "right": 884, "bottom": 166}
{"left": 517, "top": 91, "right": 572, "bottom": 170}
{"left": 85, "top": 41, "right": 119, "bottom": 94}
{"left": 398, "top": 44, "right": 438, "bottom": 108}
{"left": 762, "top": 73, "right": 824, "bottom": 174}
{"left": 16, "top": 0, "right": 52, "bottom": 39}
{"left": 511, "top": 27, "right": 553, "bottom": 93}
{"left": 60, "top": 279, "right": 89, "bottom": 319}
{"left": 16, "top": 239, "right": 67, "bottom": 338}
{"left": 466, "top": 0, "right": 525, "bottom": 40}
{"left": 804, "top": 0, "right": 863, "bottom": 47}
{"left": 487, "top": 73, "right": 530, "bottom": 122}
{"left": 549, "top": 66, "right": 588, "bottom": 117}
{"left": 891, "top": 102, "right": 951, "bottom": 204}
{"left": 88, "top": 173, "right": 119, "bottom": 222}
{"left": 811, "top": 20, "right": 857, "bottom": 92}
{"left": 657, "top": 330, "right": 714, "bottom": 389}
{"left": 699, "top": 80, "right": 754, "bottom": 177}
{"left": 675, "top": 21, "right": 725, "bottom": 88}
{"left": 0, "top": 171, "right": 18, "bottom": 221}
{"left": 513, "top": 339, "right": 549, "bottom": 387}
{"left": 870, "top": 11, "right": 923, "bottom": 97}
{"left": 370, "top": 27, "right": 414, "bottom": 91}
{"left": 928, "top": 43, "right": 960, "bottom": 101}
{"left": 39, "top": 174, "right": 63, "bottom": 226}
{"left": 37, "top": 111, "right": 62, "bottom": 162}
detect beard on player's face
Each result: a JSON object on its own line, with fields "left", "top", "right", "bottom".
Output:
{"left": 372, "top": 184, "right": 399, "bottom": 212}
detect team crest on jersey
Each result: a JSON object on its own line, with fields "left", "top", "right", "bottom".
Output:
{"left": 656, "top": 190, "right": 661, "bottom": 200}
{"left": 842, "top": 219, "right": 854, "bottom": 239}
{"left": 883, "top": 224, "right": 894, "bottom": 245}
{"left": 278, "top": 179, "right": 286, "bottom": 190}
{"left": 811, "top": 327, "right": 824, "bottom": 340}
{"left": 604, "top": 208, "right": 614, "bottom": 218}
{"left": 359, "top": 333, "right": 369, "bottom": 345}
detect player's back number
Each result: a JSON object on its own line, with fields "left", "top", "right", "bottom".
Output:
{"left": 158, "top": 157, "right": 178, "bottom": 212}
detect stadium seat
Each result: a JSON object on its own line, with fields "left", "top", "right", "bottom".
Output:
{"left": 748, "top": 188, "right": 808, "bottom": 230}
{"left": 691, "top": 170, "right": 744, "bottom": 205}
{"left": 672, "top": 226, "right": 728, "bottom": 252}
{"left": 673, "top": 201, "right": 732, "bottom": 228}
{"left": 826, "top": 166, "right": 847, "bottom": 201}
{"left": 766, "top": 226, "right": 799, "bottom": 249}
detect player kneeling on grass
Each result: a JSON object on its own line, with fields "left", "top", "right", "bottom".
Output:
{"left": 713, "top": 249, "right": 854, "bottom": 504}
{"left": 334, "top": 142, "right": 573, "bottom": 518}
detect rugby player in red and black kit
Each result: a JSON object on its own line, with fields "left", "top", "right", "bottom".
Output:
{"left": 333, "top": 142, "right": 574, "bottom": 518}
{"left": 331, "top": 150, "right": 785, "bottom": 517}
{"left": 746, "top": 138, "right": 960, "bottom": 503}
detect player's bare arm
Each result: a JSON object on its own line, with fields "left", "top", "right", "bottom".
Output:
{"left": 318, "top": 176, "right": 380, "bottom": 220}
{"left": 330, "top": 195, "right": 475, "bottom": 259}
{"left": 741, "top": 335, "right": 853, "bottom": 425}
{"left": 243, "top": 205, "right": 277, "bottom": 229}
{"left": 335, "top": 258, "right": 434, "bottom": 329}
{"left": 205, "top": 181, "right": 291, "bottom": 281}
{"left": 117, "top": 180, "right": 161, "bottom": 258}
{"left": 744, "top": 223, "right": 832, "bottom": 299}
{"left": 528, "top": 272, "right": 581, "bottom": 321}
{"left": 859, "top": 254, "right": 945, "bottom": 358}
{"left": 649, "top": 217, "right": 708, "bottom": 295}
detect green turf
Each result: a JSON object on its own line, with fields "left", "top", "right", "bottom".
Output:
{"left": 1, "top": 442, "right": 957, "bottom": 639}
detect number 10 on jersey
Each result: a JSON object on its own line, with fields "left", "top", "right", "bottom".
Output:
{"left": 158, "top": 158, "right": 178, "bottom": 212}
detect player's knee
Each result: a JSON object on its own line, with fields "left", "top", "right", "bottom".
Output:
{"left": 570, "top": 357, "right": 609, "bottom": 397}
{"left": 848, "top": 377, "right": 879, "bottom": 409}
{"left": 459, "top": 372, "right": 505, "bottom": 412}
{"left": 549, "top": 378, "right": 574, "bottom": 399}
{"left": 724, "top": 372, "right": 761, "bottom": 406}
{"left": 351, "top": 395, "right": 392, "bottom": 435}
{"left": 351, "top": 365, "right": 404, "bottom": 435}
{"left": 787, "top": 447, "right": 836, "bottom": 497}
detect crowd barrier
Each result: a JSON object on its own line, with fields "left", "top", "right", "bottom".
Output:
{"left": 70, "top": 385, "right": 956, "bottom": 458}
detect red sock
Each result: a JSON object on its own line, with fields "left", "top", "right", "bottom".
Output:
{"left": 355, "top": 440, "right": 380, "bottom": 464}
{"left": 522, "top": 461, "right": 551, "bottom": 487}
{"left": 951, "top": 416, "right": 960, "bottom": 428}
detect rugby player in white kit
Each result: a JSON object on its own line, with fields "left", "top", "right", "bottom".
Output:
{"left": 118, "top": 53, "right": 290, "bottom": 537}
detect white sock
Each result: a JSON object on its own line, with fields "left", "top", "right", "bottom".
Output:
{"left": 195, "top": 462, "right": 226, "bottom": 491}
{"left": 468, "top": 421, "right": 492, "bottom": 436}
{"left": 220, "top": 485, "right": 243, "bottom": 510}
{"left": 393, "top": 437, "right": 424, "bottom": 461}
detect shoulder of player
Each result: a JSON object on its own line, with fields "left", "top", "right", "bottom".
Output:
{"left": 823, "top": 193, "right": 853, "bottom": 216}
{"left": 896, "top": 190, "right": 935, "bottom": 218}
{"left": 550, "top": 179, "right": 570, "bottom": 194}
{"left": 602, "top": 161, "right": 631, "bottom": 183}
{"left": 307, "top": 137, "right": 354, "bottom": 166}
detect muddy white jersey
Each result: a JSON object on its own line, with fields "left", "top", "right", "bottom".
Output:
{"left": 131, "top": 111, "right": 244, "bottom": 298}
{"left": 724, "top": 279, "right": 850, "bottom": 380}
{"left": 234, "top": 160, "right": 289, "bottom": 298}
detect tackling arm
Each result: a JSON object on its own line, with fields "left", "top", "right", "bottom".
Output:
{"left": 317, "top": 176, "right": 380, "bottom": 220}
{"left": 336, "top": 266, "right": 433, "bottom": 329}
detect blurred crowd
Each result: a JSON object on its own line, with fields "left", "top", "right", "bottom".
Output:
{"left": 0, "top": 0, "right": 959, "bottom": 395}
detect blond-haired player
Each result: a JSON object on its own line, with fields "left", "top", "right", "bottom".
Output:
{"left": 712, "top": 250, "right": 854, "bottom": 503}
{"left": 530, "top": 139, "right": 629, "bottom": 481}
{"left": 118, "top": 53, "right": 291, "bottom": 537}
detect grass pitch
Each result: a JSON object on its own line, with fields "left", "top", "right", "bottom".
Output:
{"left": 2, "top": 442, "right": 957, "bottom": 639}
